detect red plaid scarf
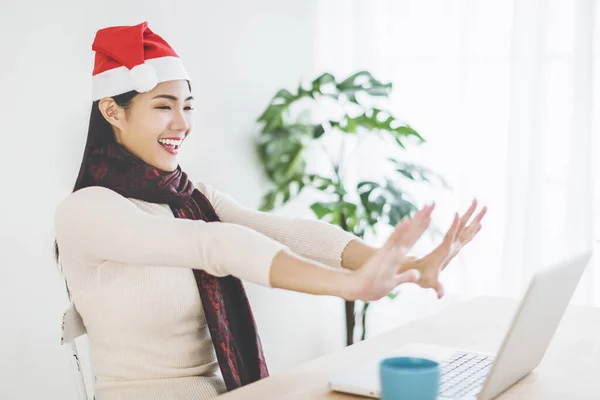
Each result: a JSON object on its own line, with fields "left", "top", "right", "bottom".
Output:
{"left": 82, "top": 142, "right": 269, "bottom": 391}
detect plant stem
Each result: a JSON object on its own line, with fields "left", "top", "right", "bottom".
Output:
{"left": 360, "top": 302, "right": 370, "bottom": 341}
{"left": 345, "top": 300, "right": 355, "bottom": 346}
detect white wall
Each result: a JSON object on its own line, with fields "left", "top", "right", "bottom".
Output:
{"left": 0, "top": 2, "right": 348, "bottom": 399}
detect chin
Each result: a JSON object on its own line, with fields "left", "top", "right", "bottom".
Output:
{"left": 162, "top": 163, "right": 178, "bottom": 172}
{"left": 152, "top": 160, "right": 178, "bottom": 172}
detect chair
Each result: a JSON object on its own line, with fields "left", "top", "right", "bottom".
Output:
{"left": 61, "top": 303, "right": 90, "bottom": 400}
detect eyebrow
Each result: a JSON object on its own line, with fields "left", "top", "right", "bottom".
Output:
{"left": 152, "top": 94, "right": 194, "bottom": 101}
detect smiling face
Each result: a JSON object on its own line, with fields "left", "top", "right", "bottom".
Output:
{"left": 98, "top": 80, "right": 195, "bottom": 171}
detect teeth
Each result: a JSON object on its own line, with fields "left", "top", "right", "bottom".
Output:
{"left": 159, "top": 138, "right": 182, "bottom": 147}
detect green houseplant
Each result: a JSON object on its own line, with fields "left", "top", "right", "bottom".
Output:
{"left": 255, "top": 71, "right": 447, "bottom": 345}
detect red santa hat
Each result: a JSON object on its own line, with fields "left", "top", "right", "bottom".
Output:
{"left": 91, "top": 22, "right": 189, "bottom": 101}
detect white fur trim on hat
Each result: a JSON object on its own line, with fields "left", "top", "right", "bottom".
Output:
{"left": 130, "top": 63, "right": 158, "bottom": 93}
{"left": 91, "top": 56, "right": 190, "bottom": 101}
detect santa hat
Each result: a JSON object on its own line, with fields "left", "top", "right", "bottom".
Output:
{"left": 91, "top": 22, "right": 189, "bottom": 101}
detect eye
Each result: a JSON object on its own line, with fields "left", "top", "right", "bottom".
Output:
{"left": 184, "top": 106, "right": 195, "bottom": 111}
{"left": 156, "top": 105, "right": 171, "bottom": 110}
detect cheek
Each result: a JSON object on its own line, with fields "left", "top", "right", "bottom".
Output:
{"left": 132, "top": 111, "right": 170, "bottom": 141}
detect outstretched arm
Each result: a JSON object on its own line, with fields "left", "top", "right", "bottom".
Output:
{"left": 197, "top": 182, "right": 358, "bottom": 268}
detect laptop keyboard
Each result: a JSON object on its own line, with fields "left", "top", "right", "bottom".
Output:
{"left": 439, "top": 351, "right": 495, "bottom": 399}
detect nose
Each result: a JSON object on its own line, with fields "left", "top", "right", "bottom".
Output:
{"left": 170, "top": 108, "right": 189, "bottom": 133}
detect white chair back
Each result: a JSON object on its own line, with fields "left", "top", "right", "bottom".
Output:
{"left": 61, "top": 303, "right": 89, "bottom": 400}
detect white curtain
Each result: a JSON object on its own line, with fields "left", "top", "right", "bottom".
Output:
{"left": 313, "top": 0, "right": 599, "bottom": 312}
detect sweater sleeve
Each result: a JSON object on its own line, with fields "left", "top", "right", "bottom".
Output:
{"left": 196, "top": 182, "right": 357, "bottom": 269}
{"left": 54, "top": 186, "right": 289, "bottom": 287}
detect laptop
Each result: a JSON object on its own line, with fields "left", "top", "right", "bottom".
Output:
{"left": 329, "top": 251, "right": 592, "bottom": 400}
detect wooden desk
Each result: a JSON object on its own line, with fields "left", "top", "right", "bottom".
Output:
{"left": 218, "top": 296, "right": 600, "bottom": 399}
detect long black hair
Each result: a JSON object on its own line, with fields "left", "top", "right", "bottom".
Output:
{"left": 72, "top": 91, "right": 139, "bottom": 192}
{"left": 54, "top": 90, "right": 138, "bottom": 263}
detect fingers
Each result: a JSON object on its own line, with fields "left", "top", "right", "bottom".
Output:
{"left": 377, "top": 205, "right": 433, "bottom": 277}
{"left": 394, "top": 269, "right": 421, "bottom": 286}
{"left": 385, "top": 204, "right": 434, "bottom": 250}
{"left": 471, "top": 206, "right": 487, "bottom": 225}
{"left": 457, "top": 201, "right": 487, "bottom": 240}
{"left": 376, "top": 241, "right": 413, "bottom": 277}
{"left": 443, "top": 212, "right": 460, "bottom": 244}
{"left": 402, "top": 204, "right": 434, "bottom": 244}
{"left": 433, "top": 281, "right": 445, "bottom": 299}
{"left": 457, "top": 199, "right": 478, "bottom": 233}
{"left": 377, "top": 242, "right": 409, "bottom": 269}
{"left": 460, "top": 206, "right": 487, "bottom": 241}
{"left": 473, "top": 206, "right": 487, "bottom": 224}
{"left": 460, "top": 223, "right": 483, "bottom": 243}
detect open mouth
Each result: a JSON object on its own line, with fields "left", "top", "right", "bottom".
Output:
{"left": 158, "top": 138, "right": 183, "bottom": 154}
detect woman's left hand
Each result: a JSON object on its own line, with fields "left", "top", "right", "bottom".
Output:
{"left": 404, "top": 199, "right": 487, "bottom": 299}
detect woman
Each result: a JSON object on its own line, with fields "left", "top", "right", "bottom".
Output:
{"left": 55, "top": 22, "right": 486, "bottom": 400}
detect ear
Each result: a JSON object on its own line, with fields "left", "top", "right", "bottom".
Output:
{"left": 98, "top": 98, "right": 126, "bottom": 131}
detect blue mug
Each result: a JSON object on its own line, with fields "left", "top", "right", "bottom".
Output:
{"left": 380, "top": 357, "right": 440, "bottom": 400}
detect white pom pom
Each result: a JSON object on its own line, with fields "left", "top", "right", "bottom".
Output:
{"left": 130, "top": 63, "right": 158, "bottom": 93}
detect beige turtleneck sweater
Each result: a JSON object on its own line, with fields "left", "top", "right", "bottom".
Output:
{"left": 54, "top": 182, "right": 356, "bottom": 400}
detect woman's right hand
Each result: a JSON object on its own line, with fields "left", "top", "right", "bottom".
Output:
{"left": 345, "top": 204, "right": 434, "bottom": 302}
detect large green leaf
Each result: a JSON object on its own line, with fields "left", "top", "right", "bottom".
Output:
{"left": 306, "top": 174, "right": 336, "bottom": 192}
{"left": 258, "top": 174, "right": 307, "bottom": 212}
{"left": 389, "top": 158, "right": 451, "bottom": 189}
{"left": 391, "top": 125, "right": 425, "bottom": 146}
{"left": 257, "top": 104, "right": 286, "bottom": 132}
{"left": 357, "top": 178, "right": 419, "bottom": 227}
{"left": 310, "top": 201, "right": 358, "bottom": 233}
{"left": 257, "top": 123, "right": 326, "bottom": 186}
{"left": 336, "top": 71, "right": 392, "bottom": 103}
{"left": 272, "top": 88, "right": 295, "bottom": 103}
{"left": 311, "top": 73, "right": 336, "bottom": 94}
{"left": 257, "top": 89, "right": 303, "bottom": 133}
{"left": 310, "top": 201, "right": 338, "bottom": 220}
{"left": 339, "top": 201, "right": 359, "bottom": 233}
{"left": 383, "top": 179, "right": 419, "bottom": 226}
{"left": 331, "top": 110, "right": 424, "bottom": 146}
{"left": 259, "top": 190, "right": 278, "bottom": 212}
{"left": 257, "top": 135, "right": 304, "bottom": 183}
{"left": 357, "top": 181, "right": 385, "bottom": 228}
